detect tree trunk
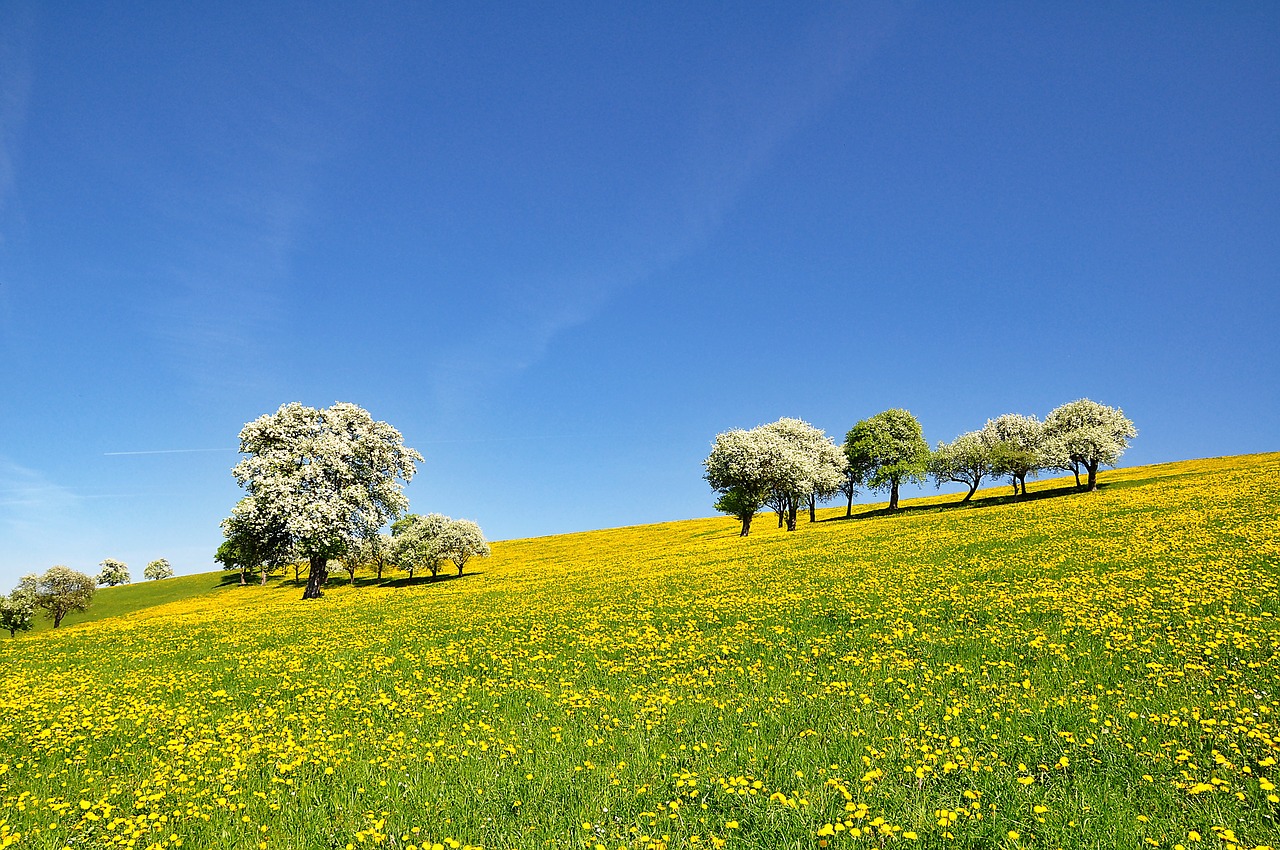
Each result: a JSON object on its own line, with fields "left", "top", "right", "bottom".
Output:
{"left": 808, "top": 495, "right": 816, "bottom": 523}
{"left": 846, "top": 491, "right": 853, "bottom": 517}
{"left": 1073, "top": 467, "right": 1081, "bottom": 488}
{"left": 740, "top": 514, "right": 752, "bottom": 537}
{"left": 786, "top": 503, "right": 798, "bottom": 531}
{"left": 377, "top": 561, "right": 384, "bottom": 581}
{"left": 889, "top": 481, "right": 900, "bottom": 511}
{"left": 294, "top": 562, "right": 301, "bottom": 582}
{"left": 456, "top": 560, "right": 465, "bottom": 577}
{"left": 962, "top": 482, "right": 977, "bottom": 502}
{"left": 1018, "top": 473, "right": 1028, "bottom": 497}
{"left": 239, "top": 566, "right": 247, "bottom": 586}
{"left": 54, "top": 610, "right": 64, "bottom": 628}
{"left": 260, "top": 567, "right": 268, "bottom": 586}
{"left": 1087, "top": 462, "right": 1099, "bottom": 491}
{"left": 302, "top": 555, "right": 327, "bottom": 599}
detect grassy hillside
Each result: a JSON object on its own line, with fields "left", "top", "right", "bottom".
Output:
{"left": 22, "top": 570, "right": 243, "bottom": 633}
{"left": 1, "top": 454, "right": 1278, "bottom": 850}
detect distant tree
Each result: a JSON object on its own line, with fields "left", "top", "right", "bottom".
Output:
{"left": 391, "top": 513, "right": 451, "bottom": 579}
{"left": 843, "top": 409, "right": 930, "bottom": 511}
{"left": 704, "top": 419, "right": 846, "bottom": 533}
{"left": 713, "top": 485, "right": 768, "bottom": 537}
{"left": 1044, "top": 399, "right": 1137, "bottom": 491}
{"left": 930, "top": 431, "right": 995, "bottom": 502}
{"left": 216, "top": 509, "right": 292, "bottom": 587}
{"left": 97, "top": 558, "right": 130, "bottom": 587}
{"left": 228, "top": 402, "right": 422, "bottom": 599}
{"left": 144, "top": 558, "right": 174, "bottom": 581}
{"left": 982, "top": 414, "right": 1045, "bottom": 496}
{"left": 369, "top": 532, "right": 394, "bottom": 581}
{"left": 758, "top": 418, "right": 847, "bottom": 529}
{"left": 34, "top": 566, "right": 96, "bottom": 628}
{"left": 1, "top": 575, "right": 37, "bottom": 637}
{"left": 437, "top": 519, "right": 491, "bottom": 576}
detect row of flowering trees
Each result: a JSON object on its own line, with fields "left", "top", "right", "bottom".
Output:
{"left": 704, "top": 399, "right": 1136, "bottom": 536}
{"left": 2, "top": 557, "right": 178, "bottom": 636}
{"left": 217, "top": 402, "right": 490, "bottom": 598}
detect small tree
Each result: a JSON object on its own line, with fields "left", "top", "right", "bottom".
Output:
{"left": 1, "top": 576, "right": 37, "bottom": 637}
{"left": 217, "top": 509, "right": 292, "bottom": 586}
{"left": 34, "top": 566, "right": 96, "bottom": 628}
{"left": 713, "top": 486, "right": 767, "bottom": 537}
{"left": 437, "top": 519, "right": 491, "bottom": 576}
{"left": 391, "top": 513, "right": 451, "bottom": 579}
{"left": 97, "top": 558, "right": 131, "bottom": 587}
{"left": 844, "top": 409, "right": 930, "bottom": 511}
{"left": 981, "top": 414, "right": 1045, "bottom": 496}
{"left": 1044, "top": 399, "right": 1137, "bottom": 491}
{"left": 144, "top": 558, "right": 174, "bottom": 581}
{"left": 930, "top": 431, "right": 994, "bottom": 502}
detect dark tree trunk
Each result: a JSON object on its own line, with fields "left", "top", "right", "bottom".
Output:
{"left": 302, "top": 555, "right": 327, "bottom": 599}
{"left": 294, "top": 562, "right": 301, "bottom": 582}
{"left": 456, "top": 561, "right": 465, "bottom": 577}
{"left": 53, "top": 611, "right": 64, "bottom": 628}
{"left": 962, "top": 482, "right": 978, "bottom": 502}
{"left": 1087, "top": 462, "right": 1099, "bottom": 491}
{"left": 377, "top": 561, "right": 384, "bottom": 580}
{"left": 889, "top": 481, "right": 900, "bottom": 511}
{"left": 808, "top": 495, "right": 817, "bottom": 523}
{"left": 1017, "top": 473, "right": 1028, "bottom": 497}
{"left": 1073, "top": 466, "right": 1081, "bottom": 488}
{"left": 846, "top": 491, "right": 853, "bottom": 517}
{"left": 740, "top": 514, "right": 752, "bottom": 536}
{"left": 775, "top": 508, "right": 784, "bottom": 528}
{"left": 786, "top": 502, "right": 798, "bottom": 531}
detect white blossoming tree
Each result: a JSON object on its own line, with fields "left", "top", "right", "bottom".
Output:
{"left": 1044, "top": 399, "right": 1137, "bottom": 491}
{"left": 843, "top": 409, "right": 930, "bottom": 511}
{"left": 97, "top": 558, "right": 131, "bottom": 587}
{"left": 144, "top": 558, "right": 174, "bottom": 581}
{"left": 704, "top": 418, "right": 847, "bottom": 534}
{"left": 981, "top": 413, "right": 1045, "bottom": 496}
{"left": 929, "top": 430, "right": 995, "bottom": 502}
{"left": 391, "top": 513, "right": 451, "bottom": 579}
{"left": 34, "top": 566, "right": 96, "bottom": 628}
{"left": 228, "top": 402, "right": 422, "bottom": 599}
{"left": 1, "top": 575, "right": 38, "bottom": 637}
{"left": 437, "top": 519, "right": 491, "bottom": 576}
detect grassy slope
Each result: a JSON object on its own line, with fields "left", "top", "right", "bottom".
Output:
{"left": 1, "top": 454, "right": 1278, "bottom": 850}
{"left": 22, "top": 571, "right": 243, "bottom": 633}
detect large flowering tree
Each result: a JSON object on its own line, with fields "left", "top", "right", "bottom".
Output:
{"left": 227, "top": 402, "right": 423, "bottom": 599}
{"left": 704, "top": 418, "right": 846, "bottom": 534}
{"left": 1044, "top": 399, "right": 1136, "bottom": 491}
{"left": 981, "top": 413, "right": 1046, "bottom": 496}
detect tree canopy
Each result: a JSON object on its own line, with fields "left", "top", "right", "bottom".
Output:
{"left": 97, "top": 558, "right": 130, "bottom": 587}
{"left": 144, "top": 558, "right": 174, "bottom": 581}
{"left": 227, "top": 402, "right": 422, "bottom": 599}
{"left": 1044, "top": 399, "right": 1137, "bottom": 490}
{"left": 34, "top": 566, "right": 96, "bottom": 628}
{"left": 844, "top": 409, "right": 930, "bottom": 510}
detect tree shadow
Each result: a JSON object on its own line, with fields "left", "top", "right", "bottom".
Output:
{"left": 820, "top": 481, "right": 1121, "bottom": 522}
{"left": 370, "top": 571, "right": 485, "bottom": 590}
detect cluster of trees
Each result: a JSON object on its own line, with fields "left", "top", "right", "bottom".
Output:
{"left": 218, "top": 402, "right": 489, "bottom": 599}
{"left": 96, "top": 557, "right": 176, "bottom": 586}
{"left": 2, "top": 556, "right": 178, "bottom": 637}
{"left": 705, "top": 399, "right": 1135, "bottom": 536}
{"left": 1, "top": 566, "right": 97, "bottom": 635}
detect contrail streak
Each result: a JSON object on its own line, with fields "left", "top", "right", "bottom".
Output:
{"left": 104, "top": 448, "right": 237, "bottom": 456}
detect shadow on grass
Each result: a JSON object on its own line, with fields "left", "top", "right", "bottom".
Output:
{"left": 821, "top": 481, "right": 1116, "bottom": 522}
{"left": 340, "top": 571, "right": 486, "bottom": 590}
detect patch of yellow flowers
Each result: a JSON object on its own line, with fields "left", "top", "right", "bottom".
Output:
{"left": 1, "top": 454, "right": 1278, "bottom": 848}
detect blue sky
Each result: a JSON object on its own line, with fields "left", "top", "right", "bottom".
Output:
{"left": 1, "top": 3, "right": 1277, "bottom": 586}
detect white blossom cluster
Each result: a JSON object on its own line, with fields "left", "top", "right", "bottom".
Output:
{"left": 144, "top": 558, "right": 174, "bottom": 581}
{"left": 704, "top": 418, "right": 847, "bottom": 533}
{"left": 96, "top": 558, "right": 131, "bottom": 587}
{"left": 391, "top": 513, "right": 491, "bottom": 578}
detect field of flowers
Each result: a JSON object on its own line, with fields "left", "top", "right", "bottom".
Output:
{"left": 2, "top": 454, "right": 1278, "bottom": 850}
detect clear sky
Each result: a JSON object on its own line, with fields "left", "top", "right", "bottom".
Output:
{"left": 1, "top": 3, "right": 1277, "bottom": 587}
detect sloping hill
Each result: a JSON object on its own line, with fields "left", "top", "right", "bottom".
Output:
{"left": 1, "top": 454, "right": 1277, "bottom": 850}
